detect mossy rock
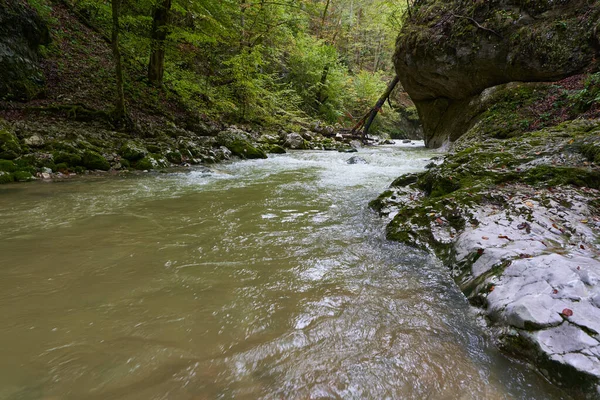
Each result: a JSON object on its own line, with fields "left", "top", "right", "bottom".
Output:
{"left": 267, "top": 144, "right": 286, "bottom": 154}
{"left": 134, "top": 154, "right": 169, "bottom": 170}
{"left": 0, "top": 171, "right": 14, "bottom": 184}
{"left": 0, "top": 160, "right": 17, "bottom": 172}
{"left": 0, "top": 123, "right": 22, "bottom": 160}
{"left": 216, "top": 131, "right": 267, "bottom": 159}
{"left": 13, "top": 171, "right": 33, "bottom": 182}
{"left": 53, "top": 151, "right": 82, "bottom": 167}
{"left": 81, "top": 150, "right": 110, "bottom": 171}
{"left": 120, "top": 141, "right": 148, "bottom": 162}
{"left": 166, "top": 150, "right": 183, "bottom": 164}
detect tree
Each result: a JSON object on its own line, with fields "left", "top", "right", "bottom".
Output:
{"left": 148, "top": 0, "right": 172, "bottom": 86}
{"left": 111, "top": 0, "right": 127, "bottom": 120}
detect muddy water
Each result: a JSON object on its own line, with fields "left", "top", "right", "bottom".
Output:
{"left": 0, "top": 144, "right": 566, "bottom": 399}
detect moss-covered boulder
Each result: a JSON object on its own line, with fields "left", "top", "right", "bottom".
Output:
{"left": 81, "top": 150, "right": 110, "bottom": 171}
{"left": 267, "top": 144, "right": 286, "bottom": 154}
{"left": 134, "top": 154, "right": 169, "bottom": 170}
{"left": 0, "top": 122, "right": 23, "bottom": 160}
{"left": 395, "top": 0, "right": 600, "bottom": 147}
{"left": 216, "top": 130, "right": 267, "bottom": 159}
{"left": 119, "top": 141, "right": 148, "bottom": 162}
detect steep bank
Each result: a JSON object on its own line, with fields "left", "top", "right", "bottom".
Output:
{"left": 376, "top": 0, "right": 600, "bottom": 397}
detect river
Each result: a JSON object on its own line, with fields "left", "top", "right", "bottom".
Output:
{"left": 0, "top": 143, "right": 567, "bottom": 399}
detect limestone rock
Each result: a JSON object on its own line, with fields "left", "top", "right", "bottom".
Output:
{"left": 394, "top": 0, "right": 600, "bottom": 147}
{"left": 284, "top": 133, "right": 306, "bottom": 150}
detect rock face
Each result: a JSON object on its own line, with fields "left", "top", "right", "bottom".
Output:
{"left": 0, "top": 0, "right": 50, "bottom": 101}
{"left": 372, "top": 108, "right": 600, "bottom": 396}
{"left": 395, "top": 0, "right": 600, "bottom": 148}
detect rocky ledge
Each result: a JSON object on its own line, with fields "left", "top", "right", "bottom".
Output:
{"left": 372, "top": 80, "right": 600, "bottom": 396}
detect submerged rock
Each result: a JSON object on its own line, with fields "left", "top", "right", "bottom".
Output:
{"left": 346, "top": 156, "right": 368, "bottom": 165}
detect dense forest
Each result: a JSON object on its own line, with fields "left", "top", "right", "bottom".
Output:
{"left": 13, "top": 0, "right": 413, "bottom": 134}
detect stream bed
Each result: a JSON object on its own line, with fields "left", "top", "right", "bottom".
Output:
{"left": 0, "top": 144, "right": 567, "bottom": 399}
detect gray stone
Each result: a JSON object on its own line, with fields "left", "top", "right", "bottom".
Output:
{"left": 346, "top": 156, "right": 368, "bottom": 165}
{"left": 284, "top": 133, "right": 306, "bottom": 150}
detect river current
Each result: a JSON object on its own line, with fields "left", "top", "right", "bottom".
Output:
{"left": 0, "top": 143, "right": 567, "bottom": 399}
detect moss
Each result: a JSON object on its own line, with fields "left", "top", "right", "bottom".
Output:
{"left": 166, "top": 150, "right": 183, "bottom": 164}
{"left": 0, "top": 160, "right": 17, "bottom": 172}
{"left": 524, "top": 165, "right": 600, "bottom": 189}
{"left": 120, "top": 141, "right": 148, "bottom": 162}
{"left": 81, "top": 150, "right": 110, "bottom": 171}
{"left": 267, "top": 144, "right": 286, "bottom": 154}
{"left": 53, "top": 151, "right": 82, "bottom": 167}
{"left": 391, "top": 173, "right": 419, "bottom": 187}
{"left": 0, "top": 125, "right": 23, "bottom": 160}
{"left": 0, "top": 172, "right": 14, "bottom": 184}
{"left": 134, "top": 154, "right": 168, "bottom": 170}
{"left": 217, "top": 131, "right": 268, "bottom": 160}
{"left": 13, "top": 171, "right": 33, "bottom": 182}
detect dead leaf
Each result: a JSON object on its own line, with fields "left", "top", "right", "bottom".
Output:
{"left": 580, "top": 244, "right": 586, "bottom": 250}
{"left": 525, "top": 201, "right": 534, "bottom": 208}
{"left": 482, "top": 236, "right": 489, "bottom": 240}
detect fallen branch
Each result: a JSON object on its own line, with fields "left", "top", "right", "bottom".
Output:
{"left": 451, "top": 14, "right": 503, "bottom": 39}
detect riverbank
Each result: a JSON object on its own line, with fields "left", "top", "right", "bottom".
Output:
{"left": 0, "top": 111, "right": 374, "bottom": 184}
{"left": 372, "top": 81, "right": 600, "bottom": 397}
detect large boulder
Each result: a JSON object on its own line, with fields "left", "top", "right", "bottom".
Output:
{"left": 216, "top": 129, "right": 267, "bottom": 159}
{"left": 283, "top": 132, "right": 307, "bottom": 149}
{"left": 395, "top": 0, "right": 600, "bottom": 147}
{"left": 0, "top": 0, "right": 50, "bottom": 101}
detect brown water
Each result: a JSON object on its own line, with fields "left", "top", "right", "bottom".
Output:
{"left": 0, "top": 144, "right": 567, "bottom": 399}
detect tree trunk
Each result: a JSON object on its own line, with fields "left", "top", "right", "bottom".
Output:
{"left": 362, "top": 75, "right": 400, "bottom": 140}
{"left": 148, "top": 0, "right": 172, "bottom": 86}
{"left": 111, "top": 0, "right": 126, "bottom": 120}
{"left": 315, "top": 64, "right": 330, "bottom": 108}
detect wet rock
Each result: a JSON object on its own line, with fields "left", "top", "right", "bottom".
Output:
{"left": 268, "top": 144, "right": 286, "bottom": 154}
{"left": 402, "top": 139, "right": 411, "bottom": 144}
{"left": 349, "top": 140, "right": 362, "bottom": 149}
{"left": 338, "top": 147, "right": 358, "bottom": 153}
{"left": 135, "top": 154, "right": 169, "bottom": 170}
{"left": 380, "top": 139, "right": 395, "bottom": 145}
{"left": 284, "top": 133, "right": 306, "bottom": 150}
{"left": 346, "top": 156, "right": 368, "bottom": 165}
{"left": 120, "top": 141, "right": 148, "bottom": 162}
{"left": 23, "top": 134, "right": 44, "bottom": 147}
{"left": 217, "top": 130, "right": 267, "bottom": 159}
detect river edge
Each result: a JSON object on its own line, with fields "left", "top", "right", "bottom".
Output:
{"left": 372, "top": 114, "right": 600, "bottom": 398}
{"left": 0, "top": 114, "right": 383, "bottom": 185}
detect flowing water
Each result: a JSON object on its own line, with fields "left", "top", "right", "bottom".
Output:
{"left": 0, "top": 144, "right": 567, "bottom": 400}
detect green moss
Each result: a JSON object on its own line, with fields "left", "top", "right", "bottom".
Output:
{"left": 0, "top": 160, "right": 17, "bottom": 172}
{"left": 267, "top": 144, "right": 286, "bottom": 154}
{"left": 217, "top": 131, "right": 267, "bottom": 160}
{"left": 120, "top": 141, "right": 148, "bottom": 162}
{"left": 134, "top": 154, "right": 168, "bottom": 170}
{"left": 0, "top": 125, "right": 23, "bottom": 160}
{"left": 53, "top": 151, "right": 82, "bottom": 167}
{"left": 166, "top": 151, "right": 183, "bottom": 164}
{"left": 13, "top": 171, "right": 33, "bottom": 182}
{"left": 81, "top": 150, "right": 110, "bottom": 171}
{"left": 524, "top": 165, "right": 600, "bottom": 189}
{"left": 0, "top": 172, "right": 14, "bottom": 184}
